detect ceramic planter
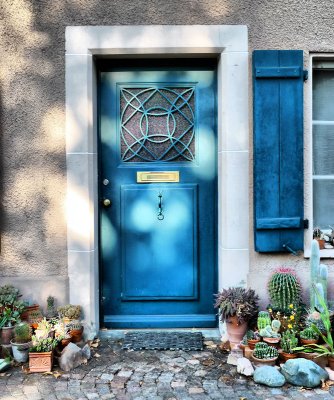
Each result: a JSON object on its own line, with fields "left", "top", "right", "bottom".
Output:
{"left": 247, "top": 338, "right": 260, "bottom": 350}
{"left": 1, "top": 326, "right": 14, "bottom": 345}
{"left": 10, "top": 340, "right": 32, "bottom": 363}
{"left": 251, "top": 354, "right": 278, "bottom": 367}
{"left": 279, "top": 351, "right": 297, "bottom": 363}
{"left": 300, "top": 338, "right": 318, "bottom": 346}
{"left": 263, "top": 337, "right": 280, "bottom": 348}
{"left": 226, "top": 316, "right": 247, "bottom": 348}
{"left": 29, "top": 351, "right": 53, "bottom": 372}
{"left": 70, "top": 327, "right": 83, "bottom": 343}
{"left": 296, "top": 351, "right": 328, "bottom": 369}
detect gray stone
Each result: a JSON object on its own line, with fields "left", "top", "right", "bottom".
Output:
{"left": 253, "top": 366, "right": 286, "bottom": 387}
{"left": 281, "top": 358, "right": 329, "bottom": 388}
{"left": 237, "top": 357, "right": 255, "bottom": 377}
{"left": 81, "top": 344, "right": 91, "bottom": 360}
{"left": 58, "top": 342, "right": 90, "bottom": 372}
{"left": 227, "top": 348, "right": 244, "bottom": 365}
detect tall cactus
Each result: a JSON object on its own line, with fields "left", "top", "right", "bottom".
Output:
{"left": 268, "top": 267, "right": 301, "bottom": 310}
{"left": 310, "top": 239, "right": 328, "bottom": 310}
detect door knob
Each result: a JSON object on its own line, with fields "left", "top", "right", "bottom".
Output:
{"left": 102, "top": 198, "right": 111, "bottom": 207}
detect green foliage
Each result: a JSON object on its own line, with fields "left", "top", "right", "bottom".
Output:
{"left": 268, "top": 268, "right": 301, "bottom": 311}
{"left": 253, "top": 342, "right": 278, "bottom": 359}
{"left": 257, "top": 311, "right": 271, "bottom": 330}
{"left": 0, "top": 285, "right": 21, "bottom": 307}
{"left": 305, "top": 311, "right": 326, "bottom": 332}
{"left": 47, "top": 296, "right": 55, "bottom": 308}
{"left": 300, "top": 327, "right": 319, "bottom": 340}
{"left": 259, "top": 325, "right": 281, "bottom": 339}
{"left": 214, "top": 287, "right": 259, "bottom": 324}
{"left": 57, "top": 305, "right": 81, "bottom": 320}
{"left": 310, "top": 239, "right": 328, "bottom": 310}
{"left": 280, "top": 330, "right": 298, "bottom": 354}
{"left": 271, "top": 319, "right": 281, "bottom": 333}
{"left": 29, "top": 337, "right": 59, "bottom": 353}
{"left": 0, "top": 305, "right": 23, "bottom": 328}
{"left": 67, "top": 320, "right": 82, "bottom": 331}
{"left": 14, "top": 322, "right": 31, "bottom": 343}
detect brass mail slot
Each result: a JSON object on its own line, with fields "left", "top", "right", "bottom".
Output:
{"left": 137, "top": 171, "right": 180, "bottom": 183}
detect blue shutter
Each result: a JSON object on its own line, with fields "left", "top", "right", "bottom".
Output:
{"left": 253, "top": 50, "right": 305, "bottom": 253}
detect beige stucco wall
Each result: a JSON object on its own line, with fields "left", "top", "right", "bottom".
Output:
{"left": 1, "top": 0, "right": 334, "bottom": 310}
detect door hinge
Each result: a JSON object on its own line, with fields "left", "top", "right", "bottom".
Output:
{"left": 303, "top": 219, "right": 309, "bottom": 229}
{"left": 303, "top": 70, "right": 308, "bottom": 81}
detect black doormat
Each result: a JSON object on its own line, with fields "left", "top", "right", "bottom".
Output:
{"left": 122, "top": 331, "right": 203, "bottom": 351}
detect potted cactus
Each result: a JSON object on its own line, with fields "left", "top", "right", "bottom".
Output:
{"left": 10, "top": 322, "right": 32, "bottom": 362}
{"left": 214, "top": 287, "right": 259, "bottom": 348}
{"left": 300, "top": 327, "right": 319, "bottom": 345}
{"left": 260, "top": 319, "right": 281, "bottom": 347}
{"left": 67, "top": 320, "right": 83, "bottom": 343}
{"left": 57, "top": 305, "right": 81, "bottom": 325}
{"left": 246, "top": 330, "right": 261, "bottom": 350}
{"left": 251, "top": 342, "right": 279, "bottom": 366}
{"left": 45, "top": 296, "right": 57, "bottom": 319}
{"left": 280, "top": 330, "right": 298, "bottom": 362}
{"left": 257, "top": 311, "right": 271, "bottom": 331}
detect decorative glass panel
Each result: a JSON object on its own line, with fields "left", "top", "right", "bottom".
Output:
{"left": 120, "top": 87, "right": 195, "bottom": 162}
{"left": 313, "top": 179, "right": 334, "bottom": 228}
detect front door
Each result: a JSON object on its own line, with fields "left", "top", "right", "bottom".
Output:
{"left": 99, "top": 60, "right": 217, "bottom": 328}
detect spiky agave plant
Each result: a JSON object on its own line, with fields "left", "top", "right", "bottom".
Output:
{"left": 268, "top": 267, "right": 301, "bottom": 311}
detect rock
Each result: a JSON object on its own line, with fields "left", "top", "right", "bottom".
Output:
{"left": 81, "top": 344, "right": 91, "bottom": 359}
{"left": 253, "top": 366, "right": 286, "bottom": 387}
{"left": 325, "top": 367, "right": 334, "bottom": 381}
{"left": 58, "top": 342, "right": 91, "bottom": 372}
{"left": 281, "top": 358, "right": 329, "bottom": 388}
{"left": 237, "top": 357, "right": 254, "bottom": 377}
{"left": 227, "top": 348, "right": 244, "bottom": 365}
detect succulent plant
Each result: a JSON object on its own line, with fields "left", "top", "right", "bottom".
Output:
{"left": 0, "top": 285, "right": 21, "bottom": 307}
{"left": 259, "top": 325, "right": 281, "bottom": 339}
{"left": 214, "top": 287, "right": 259, "bottom": 324}
{"left": 67, "top": 320, "right": 82, "bottom": 331}
{"left": 13, "top": 322, "right": 32, "bottom": 343}
{"left": 305, "top": 310, "right": 326, "bottom": 332}
{"left": 29, "top": 337, "right": 60, "bottom": 353}
{"left": 253, "top": 342, "right": 278, "bottom": 359}
{"left": 46, "top": 296, "right": 57, "bottom": 318}
{"left": 310, "top": 240, "right": 328, "bottom": 310}
{"left": 57, "top": 305, "right": 82, "bottom": 320}
{"left": 280, "top": 330, "right": 298, "bottom": 354}
{"left": 257, "top": 311, "right": 271, "bottom": 330}
{"left": 271, "top": 319, "right": 281, "bottom": 333}
{"left": 268, "top": 268, "right": 301, "bottom": 311}
{"left": 300, "top": 327, "right": 319, "bottom": 340}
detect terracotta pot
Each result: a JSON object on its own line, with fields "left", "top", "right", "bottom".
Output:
{"left": 300, "top": 338, "right": 318, "bottom": 346}
{"left": 70, "top": 327, "right": 83, "bottom": 343}
{"left": 328, "top": 356, "right": 334, "bottom": 370}
{"left": 226, "top": 316, "right": 247, "bottom": 348}
{"left": 1, "top": 326, "right": 14, "bottom": 345}
{"left": 248, "top": 338, "right": 260, "bottom": 350}
{"left": 251, "top": 354, "right": 278, "bottom": 367}
{"left": 263, "top": 337, "right": 280, "bottom": 348}
{"left": 297, "top": 352, "right": 328, "bottom": 369}
{"left": 279, "top": 351, "right": 297, "bottom": 363}
{"left": 316, "top": 239, "right": 325, "bottom": 250}
{"left": 61, "top": 338, "right": 72, "bottom": 348}
{"left": 21, "top": 304, "right": 40, "bottom": 321}
{"left": 29, "top": 351, "right": 53, "bottom": 372}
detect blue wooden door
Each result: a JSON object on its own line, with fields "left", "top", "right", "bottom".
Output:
{"left": 99, "top": 61, "right": 217, "bottom": 328}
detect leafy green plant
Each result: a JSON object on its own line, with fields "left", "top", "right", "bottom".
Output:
{"left": 29, "top": 337, "right": 60, "bottom": 353}
{"left": 0, "top": 285, "right": 21, "bottom": 308}
{"left": 300, "top": 327, "right": 319, "bottom": 341}
{"left": 305, "top": 310, "right": 326, "bottom": 332}
{"left": 0, "top": 306, "right": 23, "bottom": 328}
{"left": 280, "top": 330, "right": 298, "bottom": 354}
{"left": 257, "top": 311, "right": 271, "bottom": 330}
{"left": 214, "top": 287, "right": 259, "bottom": 324}
{"left": 34, "top": 318, "right": 55, "bottom": 340}
{"left": 293, "top": 284, "right": 334, "bottom": 356}
{"left": 57, "top": 305, "right": 81, "bottom": 320}
{"left": 13, "top": 322, "right": 32, "bottom": 343}
{"left": 253, "top": 342, "right": 278, "bottom": 359}
{"left": 67, "top": 320, "right": 82, "bottom": 331}
{"left": 268, "top": 268, "right": 301, "bottom": 311}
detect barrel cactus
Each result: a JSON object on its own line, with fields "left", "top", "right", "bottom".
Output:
{"left": 257, "top": 311, "right": 271, "bottom": 330}
{"left": 13, "top": 322, "right": 32, "bottom": 343}
{"left": 253, "top": 342, "right": 278, "bottom": 359}
{"left": 268, "top": 268, "right": 301, "bottom": 310}
{"left": 300, "top": 327, "right": 319, "bottom": 341}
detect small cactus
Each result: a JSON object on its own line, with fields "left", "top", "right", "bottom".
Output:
{"left": 253, "top": 342, "right": 278, "bottom": 359}
{"left": 268, "top": 268, "right": 301, "bottom": 310}
{"left": 300, "top": 327, "right": 319, "bottom": 340}
{"left": 257, "top": 311, "right": 271, "bottom": 330}
{"left": 310, "top": 240, "right": 328, "bottom": 311}
{"left": 259, "top": 325, "right": 281, "bottom": 339}
{"left": 13, "top": 322, "right": 31, "bottom": 343}
{"left": 271, "top": 319, "right": 281, "bottom": 333}
{"left": 280, "top": 330, "right": 298, "bottom": 354}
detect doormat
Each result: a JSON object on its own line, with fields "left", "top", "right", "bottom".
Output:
{"left": 122, "top": 331, "right": 203, "bottom": 351}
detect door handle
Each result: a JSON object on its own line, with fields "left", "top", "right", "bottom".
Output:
{"left": 102, "top": 198, "right": 111, "bottom": 208}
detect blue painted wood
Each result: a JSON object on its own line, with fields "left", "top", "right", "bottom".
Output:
{"left": 253, "top": 50, "right": 305, "bottom": 252}
{"left": 99, "top": 64, "right": 217, "bottom": 328}
{"left": 255, "top": 67, "right": 301, "bottom": 78}
{"left": 256, "top": 217, "right": 303, "bottom": 230}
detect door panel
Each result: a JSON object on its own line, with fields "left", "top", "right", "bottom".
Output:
{"left": 99, "top": 62, "right": 217, "bottom": 328}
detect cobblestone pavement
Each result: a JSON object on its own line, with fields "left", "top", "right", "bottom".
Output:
{"left": 1, "top": 338, "right": 334, "bottom": 399}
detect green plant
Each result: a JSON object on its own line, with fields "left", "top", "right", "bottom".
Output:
{"left": 54, "top": 321, "right": 71, "bottom": 339}
{"left": 34, "top": 318, "right": 55, "bottom": 340}
{"left": 57, "top": 305, "right": 81, "bottom": 320}
{"left": 0, "top": 285, "right": 21, "bottom": 308}
{"left": 47, "top": 296, "right": 55, "bottom": 308}
{"left": 271, "top": 319, "right": 281, "bottom": 333}
{"left": 268, "top": 268, "right": 301, "bottom": 311}
{"left": 13, "top": 322, "right": 32, "bottom": 343}
{"left": 305, "top": 310, "right": 326, "bottom": 332}
{"left": 310, "top": 239, "right": 328, "bottom": 310}
{"left": 0, "top": 306, "right": 23, "bottom": 328}
{"left": 300, "top": 327, "right": 319, "bottom": 341}
{"left": 293, "top": 284, "right": 334, "bottom": 357}
{"left": 29, "top": 337, "right": 60, "bottom": 353}
{"left": 67, "top": 320, "right": 82, "bottom": 331}
{"left": 253, "top": 342, "right": 278, "bottom": 359}
{"left": 257, "top": 311, "right": 271, "bottom": 330}
{"left": 280, "top": 330, "right": 298, "bottom": 354}
{"left": 259, "top": 319, "right": 281, "bottom": 338}
{"left": 214, "top": 287, "right": 259, "bottom": 324}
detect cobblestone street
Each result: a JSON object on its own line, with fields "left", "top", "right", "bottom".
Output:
{"left": 1, "top": 338, "right": 334, "bottom": 400}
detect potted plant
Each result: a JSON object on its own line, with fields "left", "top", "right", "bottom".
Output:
{"left": 300, "top": 327, "right": 319, "bottom": 345}
{"left": 29, "top": 337, "right": 59, "bottom": 372}
{"left": 251, "top": 342, "right": 278, "bottom": 367}
{"left": 313, "top": 227, "right": 325, "bottom": 249}
{"left": 27, "top": 309, "right": 43, "bottom": 329}
{"left": 34, "top": 318, "right": 55, "bottom": 340}
{"left": 45, "top": 296, "right": 57, "bottom": 319}
{"left": 280, "top": 330, "right": 298, "bottom": 362}
{"left": 259, "top": 319, "right": 281, "bottom": 347}
{"left": 57, "top": 305, "right": 81, "bottom": 325}
{"left": 214, "top": 287, "right": 259, "bottom": 348}
{"left": 246, "top": 330, "right": 261, "bottom": 350}
{"left": 0, "top": 285, "right": 21, "bottom": 312}
{"left": 293, "top": 285, "right": 334, "bottom": 370}
{"left": 0, "top": 304, "right": 24, "bottom": 344}
{"left": 67, "top": 320, "right": 83, "bottom": 343}
{"left": 257, "top": 311, "right": 271, "bottom": 331}
{"left": 10, "top": 322, "right": 32, "bottom": 363}
{"left": 54, "top": 320, "right": 71, "bottom": 348}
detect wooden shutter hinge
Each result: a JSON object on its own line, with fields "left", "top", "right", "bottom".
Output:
{"left": 303, "top": 70, "right": 308, "bottom": 81}
{"left": 303, "top": 219, "right": 309, "bottom": 229}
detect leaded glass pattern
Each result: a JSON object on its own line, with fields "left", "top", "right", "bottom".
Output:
{"left": 120, "top": 86, "right": 195, "bottom": 162}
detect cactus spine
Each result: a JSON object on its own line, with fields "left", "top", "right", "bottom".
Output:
{"left": 310, "top": 239, "right": 328, "bottom": 310}
{"left": 268, "top": 268, "right": 301, "bottom": 310}
{"left": 253, "top": 342, "right": 278, "bottom": 359}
